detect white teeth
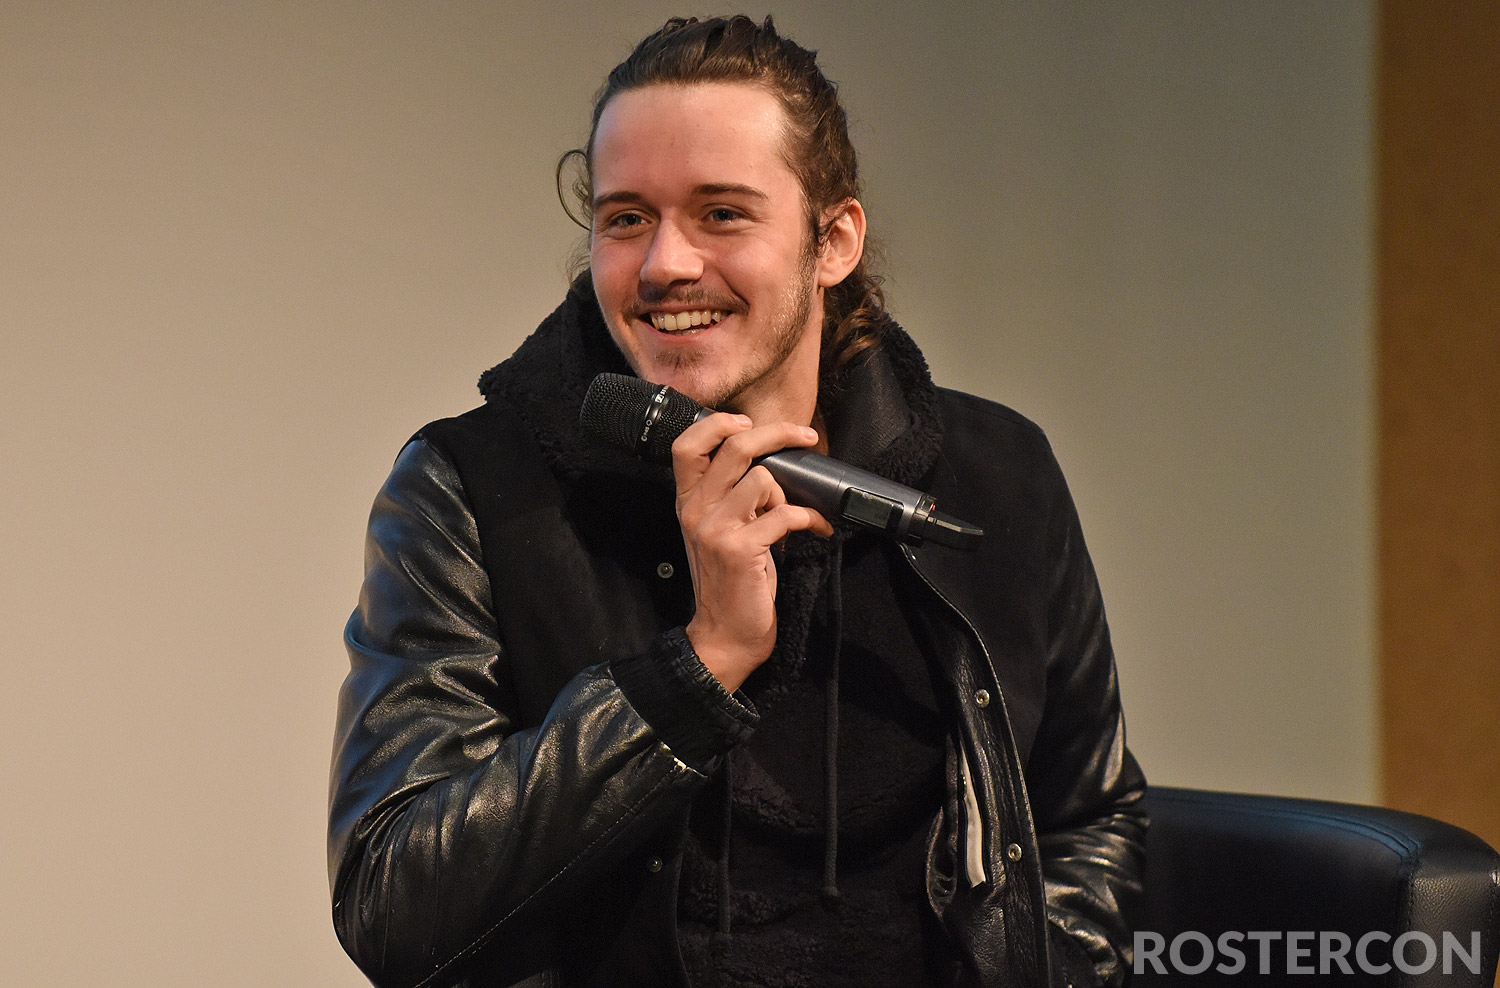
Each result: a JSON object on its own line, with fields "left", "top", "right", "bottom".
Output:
{"left": 650, "top": 310, "right": 726, "bottom": 332}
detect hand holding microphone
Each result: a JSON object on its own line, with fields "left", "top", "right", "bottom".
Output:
{"left": 580, "top": 373, "right": 982, "bottom": 690}
{"left": 580, "top": 373, "right": 983, "bottom": 551}
{"left": 666, "top": 409, "right": 831, "bottom": 689}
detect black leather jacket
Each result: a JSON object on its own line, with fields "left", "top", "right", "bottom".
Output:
{"left": 329, "top": 285, "right": 1146, "bottom": 988}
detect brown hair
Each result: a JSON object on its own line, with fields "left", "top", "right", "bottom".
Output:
{"left": 558, "top": 14, "right": 884, "bottom": 372}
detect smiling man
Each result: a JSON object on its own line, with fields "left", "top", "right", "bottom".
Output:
{"left": 330, "top": 15, "right": 1146, "bottom": 988}
{"left": 589, "top": 81, "right": 856, "bottom": 433}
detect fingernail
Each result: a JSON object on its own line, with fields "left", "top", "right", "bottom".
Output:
{"left": 802, "top": 426, "right": 818, "bottom": 440}
{"left": 736, "top": 414, "right": 753, "bottom": 426}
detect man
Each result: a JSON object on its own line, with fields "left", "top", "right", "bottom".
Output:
{"left": 330, "top": 15, "right": 1145, "bottom": 988}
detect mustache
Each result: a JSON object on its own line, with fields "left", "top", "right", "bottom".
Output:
{"left": 624, "top": 288, "right": 745, "bottom": 319}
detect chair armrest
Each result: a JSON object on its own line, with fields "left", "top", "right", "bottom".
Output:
{"left": 1134, "top": 786, "right": 1500, "bottom": 986}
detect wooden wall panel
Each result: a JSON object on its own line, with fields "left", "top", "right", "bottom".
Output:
{"left": 1379, "top": 0, "right": 1500, "bottom": 852}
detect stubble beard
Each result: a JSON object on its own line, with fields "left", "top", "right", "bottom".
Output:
{"left": 696, "top": 258, "right": 815, "bottom": 412}
{"left": 619, "top": 252, "right": 819, "bottom": 414}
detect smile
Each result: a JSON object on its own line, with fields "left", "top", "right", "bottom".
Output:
{"left": 648, "top": 309, "right": 727, "bottom": 333}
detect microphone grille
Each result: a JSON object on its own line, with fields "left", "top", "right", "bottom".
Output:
{"left": 580, "top": 373, "right": 704, "bottom": 463}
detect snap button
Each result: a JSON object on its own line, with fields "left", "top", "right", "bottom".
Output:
{"left": 974, "top": 689, "right": 991, "bottom": 707}
{"left": 656, "top": 562, "right": 674, "bottom": 579}
{"left": 1007, "top": 843, "right": 1023, "bottom": 862}
{"left": 646, "top": 856, "right": 663, "bottom": 873}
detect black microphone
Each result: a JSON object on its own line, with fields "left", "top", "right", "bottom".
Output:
{"left": 580, "top": 373, "right": 983, "bottom": 551}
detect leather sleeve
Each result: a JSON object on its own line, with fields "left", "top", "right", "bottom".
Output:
{"left": 1027, "top": 448, "right": 1148, "bottom": 988}
{"left": 328, "top": 439, "right": 755, "bottom": 988}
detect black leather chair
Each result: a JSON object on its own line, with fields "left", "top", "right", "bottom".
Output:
{"left": 1134, "top": 786, "right": 1500, "bottom": 986}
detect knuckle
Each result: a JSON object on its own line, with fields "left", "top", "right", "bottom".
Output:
{"left": 746, "top": 464, "right": 777, "bottom": 491}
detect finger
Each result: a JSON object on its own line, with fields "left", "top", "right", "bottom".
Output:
{"left": 711, "top": 469, "right": 830, "bottom": 543}
{"left": 740, "top": 501, "right": 834, "bottom": 545}
{"left": 711, "top": 464, "right": 783, "bottom": 523}
{"left": 759, "top": 472, "right": 789, "bottom": 512}
{"left": 694, "top": 422, "right": 820, "bottom": 500}
{"left": 749, "top": 475, "right": 832, "bottom": 539}
{"left": 672, "top": 412, "right": 752, "bottom": 494}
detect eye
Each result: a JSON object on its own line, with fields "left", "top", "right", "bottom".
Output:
{"left": 707, "top": 207, "right": 743, "bottom": 224}
{"left": 596, "top": 210, "right": 649, "bottom": 236}
{"left": 610, "top": 212, "right": 645, "bottom": 229}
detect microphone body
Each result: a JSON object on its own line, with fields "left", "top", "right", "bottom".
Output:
{"left": 580, "top": 373, "right": 983, "bottom": 551}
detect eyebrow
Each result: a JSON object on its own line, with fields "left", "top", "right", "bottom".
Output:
{"left": 592, "top": 183, "right": 771, "bottom": 212}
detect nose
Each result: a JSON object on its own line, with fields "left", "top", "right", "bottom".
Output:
{"left": 638, "top": 219, "right": 702, "bottom": 291}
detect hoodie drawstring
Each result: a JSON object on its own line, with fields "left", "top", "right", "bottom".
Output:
{"left": 714, "top": 535, "right": 848, "bottom": 952}
{"left": 822, "top": 537, "right": 844, "bottom": 907}
{"left": 713, "top": 755, "right": 733, "bottom": 954}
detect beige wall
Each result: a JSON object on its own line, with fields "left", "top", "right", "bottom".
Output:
{"left": 0, "top": 3, "right": 1374, "bottom": 984}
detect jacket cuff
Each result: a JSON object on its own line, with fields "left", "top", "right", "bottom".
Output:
{"left": 610, "top": 626, "right": 757, "bottom": 773}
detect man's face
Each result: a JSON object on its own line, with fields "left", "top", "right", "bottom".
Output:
{"left": 588, "top": 82, "right": 824, "bottom": 417}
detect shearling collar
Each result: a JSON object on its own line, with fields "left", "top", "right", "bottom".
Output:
{"left": 478, "top": 275, "right": 947, "bottom": 704}
{"left": 476, "top": 275, "right": 945, "bottom": 488}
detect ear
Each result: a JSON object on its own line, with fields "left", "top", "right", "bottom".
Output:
{"left": 814, "top": 198, "right": 867, "bottom": 289}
